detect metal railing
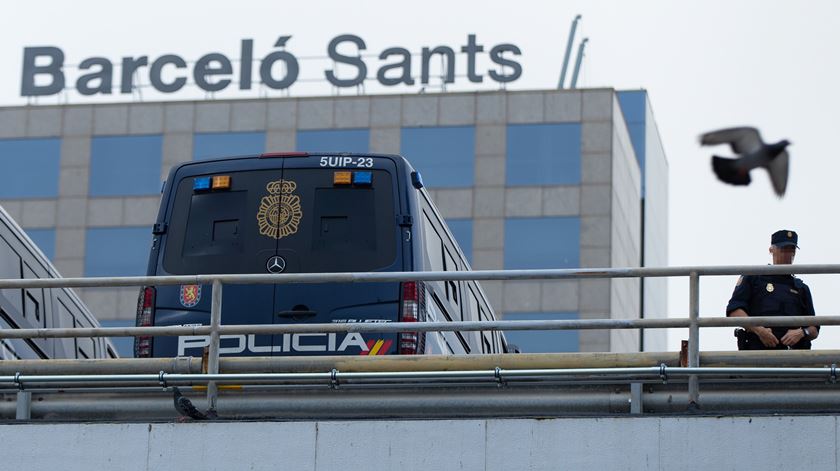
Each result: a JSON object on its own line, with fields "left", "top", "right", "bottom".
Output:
{"left": 1, "top": 263, "right": 839, "bottom": 419}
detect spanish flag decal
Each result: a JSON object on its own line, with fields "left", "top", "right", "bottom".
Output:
{"left": 360, "top": 339, "right": 393, "bottom": 355}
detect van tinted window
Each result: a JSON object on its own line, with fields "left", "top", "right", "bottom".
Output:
{"left": 0, "top": 236, "right": 22, "bottom": 317}
{"left": 164, "top": 170, "right": 279, "bottom": 274}
{"left": 163, "top": 168, "right": 398, "bottom": 274}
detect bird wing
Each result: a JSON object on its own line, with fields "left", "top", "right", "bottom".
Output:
{"left": 765, "top": 150, "right": 789, "bottom": 197}
{"left": 712, "top": 156, "right": 752, "bottom": 186}
{"left": 177, "top": 397, "right": 208, "bottom": 420}
{"left": 173, "top": 387, "right": 208, "bottom": 420}
{"left": 699, "top": 127, "right": 764, "bottom": 154}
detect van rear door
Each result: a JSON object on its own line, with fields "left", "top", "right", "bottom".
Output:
{"left": 155, "top": 155, "right": 405, "bottom": 357}
{"left": 269, "top": 157, "right": 403, "bottom": 356}
{"left": 155, "top": 168, "right": 282, "bottom": 357}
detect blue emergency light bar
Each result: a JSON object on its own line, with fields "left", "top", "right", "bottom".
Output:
{"left": 353, "top": 171, "right": 372, "bottom": 185}
{"left": 193, "top": 177, "right": 211, "bottom": 191}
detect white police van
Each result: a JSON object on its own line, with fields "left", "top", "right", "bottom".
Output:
{"left": 0, "top": 206, "right": 117, "bottom": 359}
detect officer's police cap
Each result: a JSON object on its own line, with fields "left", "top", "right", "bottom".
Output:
{"left": 771, "top": 230, "right": 799, "bottom": 248}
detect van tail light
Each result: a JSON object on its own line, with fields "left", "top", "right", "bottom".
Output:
{"left": 134, "top": 286, "right": 156, "bottom": 358}
{"left": 399, "top": 281, "right": 426, "bottom": 354}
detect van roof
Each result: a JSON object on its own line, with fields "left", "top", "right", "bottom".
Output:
{"left": 180, "top": 152, "right": 412, "bottom": 164}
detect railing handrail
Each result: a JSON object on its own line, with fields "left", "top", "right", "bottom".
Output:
{"left": 0, "top": 366, "right": 837, "bottom": 389}
{"left": 0, "top": 315, "right": 838, "bottom": 339}
{"left": 3, "top": 263, "right": 838, "bottom": 418}
{"left": 0, "top": 263, "right": 838, "bottom": 289}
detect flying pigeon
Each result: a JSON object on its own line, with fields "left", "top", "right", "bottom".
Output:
{"left": 173, "top": 386, "right": 210, "bottom": 420}
{"left": 699, "top": 127, "right": 790, "bottom": 196}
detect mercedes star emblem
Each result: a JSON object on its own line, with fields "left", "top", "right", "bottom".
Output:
{"left": 266, "top": 255, "right": 287, "bottom": 273}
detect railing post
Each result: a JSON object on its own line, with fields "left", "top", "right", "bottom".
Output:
{"left": 688, "top": 271, "right": 700, "bottom": 407}
{"left": 629, "top": 382, "right": 643, "bottom": 414}
{"left": 206, "top": 279, "right": 222, "bottom": 414}
{"left": 15, "top": 391, "right": 31, "bottom": 420}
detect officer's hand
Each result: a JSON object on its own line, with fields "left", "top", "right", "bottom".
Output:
{"left": 781, "top": 328, "right": 805, "bottom": 346}
{"left": 752, "top": 327, "right": 779, "bottom": 347}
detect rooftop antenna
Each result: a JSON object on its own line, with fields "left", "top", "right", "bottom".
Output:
{"left": 570, "top": 38, "right": 589, "bottom": 89}
{"left": 558, "top": 14, "right": 582, "bottom": 89}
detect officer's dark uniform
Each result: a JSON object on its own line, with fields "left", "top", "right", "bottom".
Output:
{"left": 725, "top": 230, "right": 817, "bottom": 350}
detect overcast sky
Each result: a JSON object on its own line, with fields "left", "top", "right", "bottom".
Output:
{"left": 2, "top": 0, "right": 838, "bottom": 351}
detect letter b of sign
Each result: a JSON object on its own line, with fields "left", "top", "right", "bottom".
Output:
{"left": 21, "top": 47, "right": 66, "bottom": 96}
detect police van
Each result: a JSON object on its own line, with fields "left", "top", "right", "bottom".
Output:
{"left": 135, "top": 152, "right": 508, "bottom": 357}
{"left": 0, "top": 206, "right": 118, "bottom": 359}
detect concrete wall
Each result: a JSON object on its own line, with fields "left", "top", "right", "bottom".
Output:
{"left": 1, "top": 415, "right": 837, "bottom": 470}
{"left": 576, "top": 89, "right": 615, "bottom": 352}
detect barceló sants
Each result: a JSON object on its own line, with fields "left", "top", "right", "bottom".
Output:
{"left": 21, "top": 34, "right": 523, "bottom": 97}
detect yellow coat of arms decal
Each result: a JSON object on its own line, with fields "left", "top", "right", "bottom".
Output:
{"left": 256, "top": 179, "right": 302, "bottom": 239}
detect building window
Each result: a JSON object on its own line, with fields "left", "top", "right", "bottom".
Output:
{"left": 617, "top": 91, "right": 648, "bottom": 196}
{"left": 296, "top": 129, "right": 369, "bottom": 153}
{"left": 401, "top": 126, "right": 474, "bottom": 188}
{"left": 194, "top": 132, "right": 266, "bottom": 160}
{"left": 445, "top": 218, "right": 473, "bottom": 264}
{"left": 100, "top": 319, "right": 134, "bottom": 357}
{"left": 90, "top": 135, "right": 162, "bottom": 196}
{"left": 0, "top": 138, "right": 60, "bottom": 198}
{"left": 506, "top": 123, "right": 581, "bottom": 186}
{"left": 84, "top": 227, "right": 150, "bottom": 277}
{"left": 625, "top": 123, "right": 645, "bottom": 165}
{"left": 504, "top": 217, "right": 580, "bottom": 269}
{"left": 25, "top": 228, "right": 56, "bottom": 261}
{"left": 617, "top": 90, "right": 647, "bottom": 124}
{"left": 503, "top": 312, "right": 579, "bottom": 353}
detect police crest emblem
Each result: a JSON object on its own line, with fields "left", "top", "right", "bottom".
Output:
{"left": 256, "top": 179, "right": 303, "bottom": 239}
{"left": 180, "top": 284, "right": 201, "bottom": 308}
{"left": 766, "top": 283, "right": 774, "bottom": 293}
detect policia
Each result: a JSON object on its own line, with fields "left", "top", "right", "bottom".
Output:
{"left": 726, "top": 230, "right": 818, "bottom": 350}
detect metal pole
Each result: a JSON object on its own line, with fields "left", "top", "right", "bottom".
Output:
{"left": 1, "top": 314, "right": 840, "bottom": 341}
{"left": 3, "top": 350, "right": 840, "bottom": 376}
{"left": 630, "top": 382, "right": 642, "bottom": 414}
{"left": 1, "top": 366, "right": 836, "bottom": 390}
{"left": 688, "top": 272, "right": 700, "bottom": 406}
{"left": 570, "top": 38, "right": 589, "bottom": 89}
{"left": 2, "top": 264, "right": 840, "bottom": 289}
{"left": 7, "top": 388, "right": 840, "bottom": 420}
{"left": 558, "top": 14, "right": 581, "bottom": 89}
{"left": 15, "top": 391, "right": 31, "bottom": 420}
{"left": 2, "top": 314, "right": 840, "bottom": 340}
{"left": 206, "top": 280, "right": 222, "bottom": 413}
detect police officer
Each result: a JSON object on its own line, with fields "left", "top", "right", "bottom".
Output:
{"left": 726, "top": 230, "right": 818, "bottom": 350}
